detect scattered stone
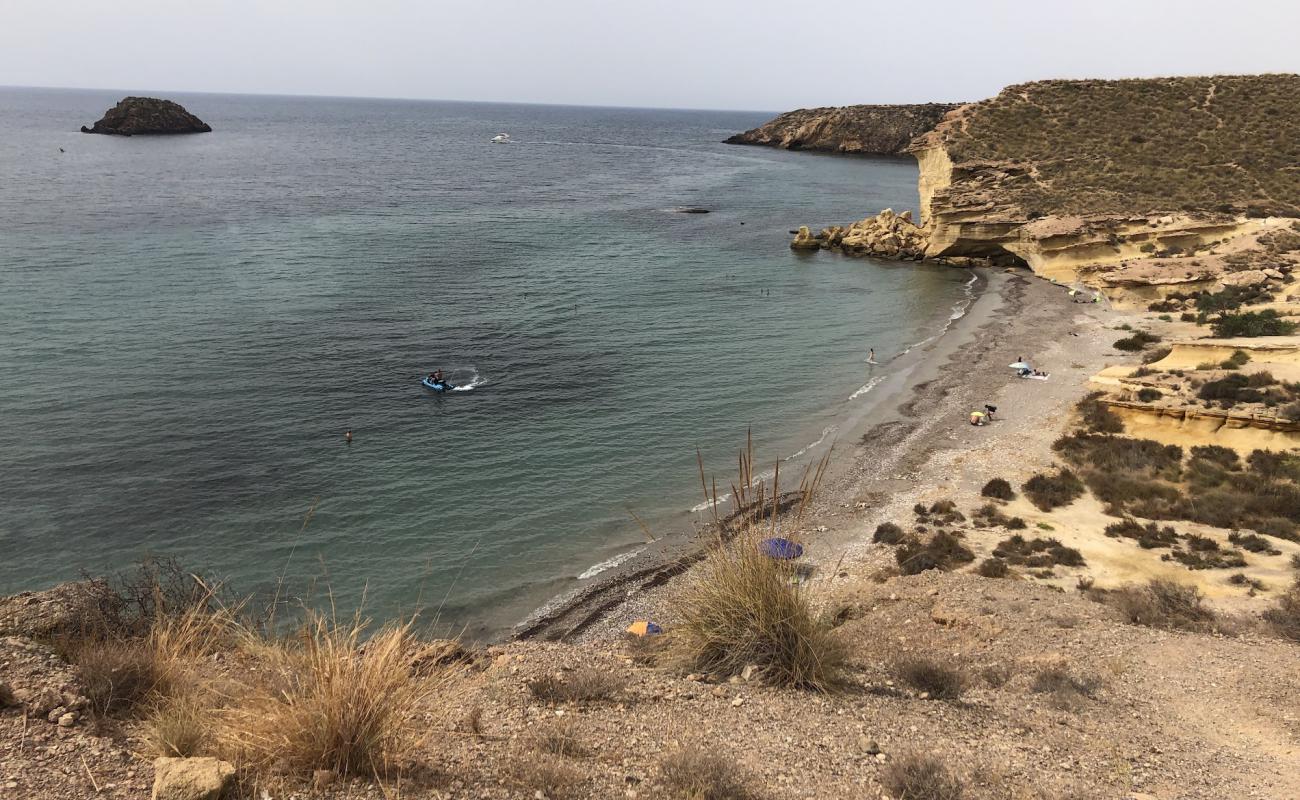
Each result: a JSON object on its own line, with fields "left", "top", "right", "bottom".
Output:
{"left": 151, "top": 757, "right": 235, "bottom": 800}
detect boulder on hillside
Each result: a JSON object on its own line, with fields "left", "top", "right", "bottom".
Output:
{"left": 81, "top": 97, "right": 211, "bottom": 136}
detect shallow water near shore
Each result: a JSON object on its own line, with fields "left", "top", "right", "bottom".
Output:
{"left": 0, "top": 88, "right": 972, "bottom": 638}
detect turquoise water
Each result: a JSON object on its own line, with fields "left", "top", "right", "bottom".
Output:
{"left": 0, "top": 88, "right": 970, "bottom": 637}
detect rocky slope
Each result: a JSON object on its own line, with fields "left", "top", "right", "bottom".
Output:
{"left": 725, "top": 103, "right": 958, "bottom": 155}
{"left": 80, "top": 97, "right": 211, "bottom": 136}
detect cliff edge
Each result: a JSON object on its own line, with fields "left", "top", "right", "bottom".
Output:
{"left": 80, "top": 96, "right": 212, "bottom": 136}
{"left": 795, "top": 75, "right": 1300, "bottom": 306}
{"left": 725, "top": 103, "right": 959, "bottom": 156}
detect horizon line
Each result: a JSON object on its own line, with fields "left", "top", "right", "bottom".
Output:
{"left": 0, "top": 82, "right": 794, "bottom": 116}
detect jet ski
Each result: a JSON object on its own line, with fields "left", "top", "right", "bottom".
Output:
{"left": 421, "top": 376, "right": 454, "bottom": 392}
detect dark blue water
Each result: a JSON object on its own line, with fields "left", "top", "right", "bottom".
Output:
{"left": 0, "top": 87, "right": 969, "bottom": 636}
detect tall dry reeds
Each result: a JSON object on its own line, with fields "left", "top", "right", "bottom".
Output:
{"left": 671, "top": 437, "right": 844, "bottom": 690}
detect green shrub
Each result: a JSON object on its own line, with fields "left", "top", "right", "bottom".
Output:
{"left": 1136, "top": 388, "right": 1162, "bottom": 403}
{"left": 980, "top": 478, "right": 1015, "bottom": 501}
{"left": 1114, "top": 331, "right": 1162, "bottom": 351}
{"left": 1023, "top": 469, "right": 1085, "bottom": 511}
{"left": 1210, "top": 310, "right": 1297, "bottom": 338}
{"left": 896, "top": 531, "right": 975, "bottom": 575}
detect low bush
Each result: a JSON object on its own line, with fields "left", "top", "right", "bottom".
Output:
{"left": 1108, "top": 580, "right": 1216, "bottom": 632}
{"left": 1168, "top": 547, "right": 1247, "bottom": 570}
{"left": 1196, "top": 285, "right": 1271, "bottom": 314}
{"left": 668, "top": 532, "right": 845, "bottom": 691}
{"left": 528, "top": 669, "right": 626, "bottom": 704}
{"left": 1210, "top": 310, "right": 1297, "bottom": 338}
{"left": 894, "top": 657, "right": 968, "bottom": 700}
{"left": 896, "top": 532, "right": 976, "bottom": 575}
{"left": 1136, "top": 388, "right": 1162, "bottom": 403}
{"left": 881, "top": 752, "right": 965, "bottom": 800}
{"left": 1113, "top": 331, "right": 1162, "bottom": 351}
{"left": 1263, "top": 580, "right": 1300, "bottom": 641}
{"left": 980, "top": 478, "right": 1015, "bottom": 501}
{"left": 873, "top": 522, "right": 906, "bottom": 545}
{"left": 1054, "top": 434, "right": 1182, "bottom": 477}
{"left": 1023, "top": 469, "right": 1085, "bottom": 511}
{"left": 1030, "top": 665, "right": 1100, "bottom": 711}
{"left": 992, "top": 535, "right": 1086, "bottom": 567}
{"left": 1190, "top": 445, "right": 1239, "bottom": 469}
{"left": 976, "top": 558, "right": 1009, "bottom": 578}
{"left": 1076, "top": 392, "right": 1124, "bottom": 434}
{"left": 659, "top": 750, "right": 755, "bottom": 800}
{"left": 1104, "top": 518, "right": 1179, "bottom": 549}
{"left": 1228, "top": 531, "right": 1281, "bottom": 555}
{"left": 72, "top": 639, "right": 171, "bottom": 718}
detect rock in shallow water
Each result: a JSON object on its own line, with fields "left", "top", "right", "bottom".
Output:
{"left": 81, "top": 97, "right": 211, "bottom": 136}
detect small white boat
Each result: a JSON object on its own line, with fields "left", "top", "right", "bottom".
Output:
{"left": 491, "top": 133, "right": 512, "bottom": 143}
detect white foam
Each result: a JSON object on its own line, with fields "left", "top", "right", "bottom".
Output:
{"left": 577, "top": 546, "right": 645, "bottom": 580}
{"left": 849, "top": 376, "right": 886, "bottom": 401}
{"left": 451, "top": 369, "right": 485, "bottom": 392}
{"left": 787, "top": 425, "right": 836, "bottom": 460}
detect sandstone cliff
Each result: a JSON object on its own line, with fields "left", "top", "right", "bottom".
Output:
{"left": 793, "top": 76, "right": 1300, "bottom": 305}
{"left": 81, "top": 96, "right": 211, "bottom": 136}
{"left": 725, "top": 103, "right": 958, "bottom": 156}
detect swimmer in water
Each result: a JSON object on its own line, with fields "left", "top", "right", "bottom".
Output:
{"left": 868, "top": 348, "right": 876, "bottom": 363}
{"left": 345, "top": 430, "right": 352, "bottom": 443}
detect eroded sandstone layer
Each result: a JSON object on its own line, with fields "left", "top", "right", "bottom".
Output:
{"left": 725, "top": 103, "right": 958, "bottom": 156}
{"left": 81, "top": 96, "right": 211, "bottom": 136}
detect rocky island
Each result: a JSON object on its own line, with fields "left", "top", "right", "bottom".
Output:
{"left": 724, "top": 103, "right": 959, "bottom": 155}
{"left": 80, "top": 96, "right": 211, "bottom": 136}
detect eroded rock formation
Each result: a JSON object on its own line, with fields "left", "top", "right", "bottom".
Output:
{"left": 81, "top": 97, "right": 211, "bottom": 136}
{"left": 790, "top": 209, "right": 927, "bottom": 260}
{"left": 725, "top": 104, "right": 959, "bottom": 156}
{"left": 791, "top": 76, "right": 1300, "bottom": 304}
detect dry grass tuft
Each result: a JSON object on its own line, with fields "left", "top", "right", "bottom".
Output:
{"left": 881, "top": 751, "right": 965, "bottom": 800}
{"left": 668, "top": 531, "right": 845, "bottom": 691}
{"left": 511, "top": 756, "right": 580, "bottom": 799}
{"left": 895, "top": 657, "right": 968, "bottom": 700}
{"left": 1030, "top": 665, "right": 1100, "bottom": 711}
{"left": 528, "top": 718, "right": 587, "bottom": 759}
{"left": 214, "top": 612, "right": 435, "bottom": 780}
{"left": 142, "top": 694, "right": 209, "bottom": 757}
{"left": 528, "top": 669, "right": 626, "bottom": 704}
{"left": 659, "top": 749, "right": 756, "bottom": 800}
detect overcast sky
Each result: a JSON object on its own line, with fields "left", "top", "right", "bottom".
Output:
{"left": 3, "top": 0, "right": 1297, "bottom": 111}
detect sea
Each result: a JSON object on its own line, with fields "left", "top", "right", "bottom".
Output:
{"left": 0, "top": 87, "right": 973, "bottom": 638}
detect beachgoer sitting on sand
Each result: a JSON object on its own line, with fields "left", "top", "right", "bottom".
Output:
{"left": 969, "top": 410, "right": 986, "bottom": 426}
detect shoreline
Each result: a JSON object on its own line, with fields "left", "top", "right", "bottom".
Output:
{"left": 513, "top": 265, "right": 1015, "bottom": 641}
{"left": 533, "top": 266, "right": 1125, "bottom": 645}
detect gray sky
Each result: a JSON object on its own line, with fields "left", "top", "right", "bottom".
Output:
{"left": 4, "top": 0, "right": 1297, "bottom": 110}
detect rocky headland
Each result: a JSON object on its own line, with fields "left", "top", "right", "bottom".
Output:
{"left": 724, "top": 103, "right": 958, "bottom": 156}
{"left": 80, "top": 97, "right": 211, "bottom": 136}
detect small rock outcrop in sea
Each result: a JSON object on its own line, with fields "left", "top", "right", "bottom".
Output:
{"left": 80, "top": 97, "right": 212, "bottom": 136}
{"left": 791, "top": 209, "right": 928, "bottom": 260}
{"left": 725, "top": 104, "right": 959, "bottom": 156}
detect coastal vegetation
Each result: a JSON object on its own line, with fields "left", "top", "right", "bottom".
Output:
{"left": 940, "top": 75, "right": 1300, "bottom": 217}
